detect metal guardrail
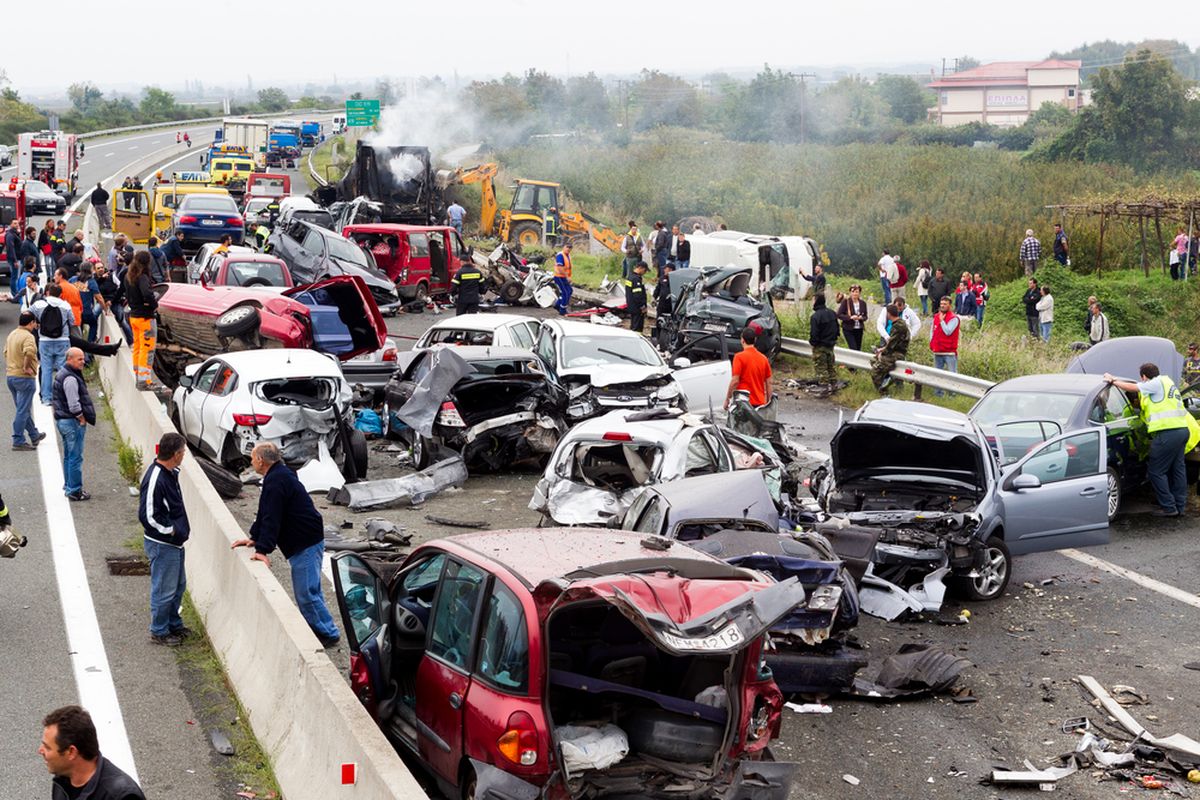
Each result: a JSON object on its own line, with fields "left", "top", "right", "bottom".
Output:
{"left": 779, "top": 336, "right": 997, "bottom": 398}
{"left": 307, "top": 141, "right": 326, "bottom": 187}
{"left": 74, "top": 109, "right": 342, "bottom": 140}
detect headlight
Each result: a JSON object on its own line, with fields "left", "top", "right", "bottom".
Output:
{"left": 567, "top": 383, "right": 591, "bottom": 399}
{"left": 656, "top": 382, "right": 680, "bottom": 401}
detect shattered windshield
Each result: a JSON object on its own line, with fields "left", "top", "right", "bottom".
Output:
{"left": 562, "top": 336, "right": 661, "bottom": 368}
{"left": 326, "top": 234, "right": 373, "bottom": 268}
{"left": 971, "top": 391, "right": 1079, "bottom": 427}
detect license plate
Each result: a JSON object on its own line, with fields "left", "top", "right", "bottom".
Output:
{"left": 201, "top": 219, "right": 223, "bottom": 226}
{"left": 704, "top": 322, "right": 727, "bottom": 333}
{"left": 658, "top": 622, "right": 744, "bottom": 652}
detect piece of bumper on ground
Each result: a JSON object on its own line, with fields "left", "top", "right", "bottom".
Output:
{"left": 766, "top": 646, "right": 868, "bottom": 696}
{"left": 327, "top": 456, "right": 468, "bottom": 511}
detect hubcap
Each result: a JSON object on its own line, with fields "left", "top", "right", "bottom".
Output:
{"left": 1107, "top": 472, "right": 1120, "bottom": 518}
{"left": 221, "top": 306, "right": 254, "bottom": 325}
{"left": 973, "top": 547, "right": 1008, "bottom": 597}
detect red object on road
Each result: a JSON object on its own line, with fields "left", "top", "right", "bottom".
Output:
{"left": 340, "top": 762, "right": 357, "bottom": 785}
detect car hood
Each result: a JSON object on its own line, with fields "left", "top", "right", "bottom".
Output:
{"left": 561, "top": 362, "right": 671, "bottom": 387}
{"left": 537, "top": 565, "right": 808, "bottom": 656}
{"left": 1066, "top": 335, "right": 1184, "bottom": 384}
{"left": 830, "top": 420, "right": 987, "bottom": 493}
{"left": 688, "top": 292, "right": 772, "bottom": 327}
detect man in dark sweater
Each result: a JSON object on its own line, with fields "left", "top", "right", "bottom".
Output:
{"left": 41, "top": 705, "right": 145, "bottom": 799}
{"left": 808, "top": 293, "right": 840, "bottom": 385}
{"left": 232, "top": 442, "right": 341, "bottom": 647}
{"left": 139, "top": 432, "right": 191, "bottom": 646}
{"left": 925, "top": 267, "right": 953, "bottom": 309}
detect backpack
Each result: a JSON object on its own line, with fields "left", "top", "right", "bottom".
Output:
{"left": 39, "top": 302, "right": 65, "bottom": 338}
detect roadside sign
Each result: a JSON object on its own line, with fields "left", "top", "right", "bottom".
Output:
{"left": 345, "top": 99, "right": 380, "bottom": 127}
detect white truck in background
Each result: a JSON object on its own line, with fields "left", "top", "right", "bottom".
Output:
{"left": 331, "top": 115, "right": 346, "bottom": 135}
{"left": 685, "top": 230, "right": 822, "bottom": 299}
{"left": 220, "top": 118, "right": 270, "bottom": 168}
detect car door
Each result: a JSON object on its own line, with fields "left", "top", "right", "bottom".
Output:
{"left": 672, "top": 358, "right": 732, "bottom": 415}
{"left": 999, "top": 428, "right": 1109, "bottom": 555}
{"left": 416, "top": 557, "right": 487, "bottom": 784}
{"left": 179, "top": 360, "right": 222, "bottom": 450}
{"left": 534, "top": 326, "right": 560, "bottom": 384}
{"left": 1092, "top": 385, "right": 1146, "bottom": 483}
{"left": 330, "top": 552, "right": 392, "bottom": 722}
{"left": 112, "top": 188, "right": 151, "bottom": 243}
{"left": 198, "top": 362, "right": 238, "bottom": 458}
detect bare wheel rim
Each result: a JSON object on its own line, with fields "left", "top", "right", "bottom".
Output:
{"left": 1107, "top": 471, "right": 1120, "bottom": 518}
{"left": 973, "top": 546, "right": 1008, "bottom": 597}
{"left": 220, "top": 305, "right": 255, "bottom": 325}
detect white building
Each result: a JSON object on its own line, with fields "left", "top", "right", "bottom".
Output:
{"left": 929, "top": 59, "right": 1083, "bottom": 127}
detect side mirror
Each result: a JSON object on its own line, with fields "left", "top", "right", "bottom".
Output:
{"left": 178, "top": 375, "right": 194, "bottom": 389}
{"left": 672, "top": 357, "right": 692, "bottom": 369}
{"left": 1011, "top": 473, "right": 1041, "bottom": 490}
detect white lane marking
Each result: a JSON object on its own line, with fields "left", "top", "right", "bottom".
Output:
{"left": 105, "top": 152, "right": 115, "bottom": 157}
{"left": 1060, "top": 548, "right": 1200, "bottom": 610}
{"left": 127, "top": 146, "right": 139, "bottom": 151}
{"left": 32, "top": 404, "right": 139, "bottom": 780}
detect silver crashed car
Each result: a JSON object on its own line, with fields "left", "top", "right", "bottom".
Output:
{"left": 811, "top": 399, "right": 1110, "bottom": 604}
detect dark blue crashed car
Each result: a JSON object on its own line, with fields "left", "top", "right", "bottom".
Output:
{"left": 620, "top": 470, "right": 874, "bottom": 695}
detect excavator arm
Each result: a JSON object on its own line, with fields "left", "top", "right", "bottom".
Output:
{"left": 560, "top": 210, "right": 624, "bottom": 253}
{"left": 449, "top": 162, "right": 499, "bottom": 236}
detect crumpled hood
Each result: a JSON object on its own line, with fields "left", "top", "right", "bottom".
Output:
{"left": 542, "top": 479, "right": 644, "bottom": 526}
{"left": 562, "top": 363, "right": 671, "bottom": 388}
{"left": 691, "top": 294, "right": 767, "bottom": 327}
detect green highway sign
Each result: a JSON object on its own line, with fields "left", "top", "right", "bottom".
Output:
{"left": 345, "top": 99, "right": 381, "bottom": 127}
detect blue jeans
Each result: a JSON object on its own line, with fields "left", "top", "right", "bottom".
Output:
{"left": 7, "top": 376, "right": 39, "bottom": 445}
{"left": 933, "top": 354, "right": 958, "bottom": 397}
{"left": 39, "top": 339, "right": 69, "bottom": 403}
{"left": 676, "top": 260, "right": 689, "bottom": 270}
{"left": 450, "top": 220, "right": 463, "bottom": 234}
{"left": 919, "top": 295, "right": 929, "bottom": 315}
{"left": 1148, "top": 427, "right": 1189, "bottom": 513}
{"left": 553, "top": 277, "right": 572, "bottom": 314}
{"left": 622, "top": 257, "right": 639, "bottom": 279}
{"left": 55, "top": 417, "right": 85, "bottom": 494}
{"left": 144, "top": 538, "right": 186, "bottom": 636}
{"left": 7, "top": 260, "right": 17, "bottom": 294}
{"left": 975, "top": 305, "right": 985, "bottom": 327}
{"left": 880, "top": 277, "right": 892, "bottom": 305}
{"left": 1040, "top": 322, "right": 1052, "bottom": 343}
{"left": 289, "top": 542, "right": 339, "bottom": 641}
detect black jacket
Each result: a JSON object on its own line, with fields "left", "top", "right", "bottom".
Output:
{"left": 451, "top": 265, "right": 483, "bottom": 305}
{"left": 926, "top": 276, "right": 953, "bottom": 306}
{"left": 625, "top": 273, "right": 646, "bottom": 309}
{"left": 161, "top": 238, "right": 185, "bottom": 264}
{"left": 653, "top": 279, "right": 673, "bottom": 316}
{"left": 51, "top": 755, "right": 145, "bottom": 800}
{"left": 809, "top": 307, "right": 840, "bottom": 347}
{"left": 675, "top": 239, "right": 690, "bottom": 262}
{"left": 1023, "top": 287, "right": 1041, "bottom": 316}
{"left": 124, "top": 273, "right": 157, "bottom": 319}
{"left": 250, "top": 462, "right": 324, "bottom": 559}
{"left": 52, "top": 365, "right": 96, "bottom": 425}
{"left": 4, "top": 228, "right": 19, "bottom": 263}
{"left": 20, "top": 237, "right": 38, "bottom": 263}
{"left": 90, "top": 186, "right": 110, "bottom": 207}
{"left": 653, "top": 228, "right": 671, "bottom": 253}
{"left": 59, "top": 252, "right": 83, "bottom": 279}
{"left": 139, "top": 462, "right": 190, "bottom": 547}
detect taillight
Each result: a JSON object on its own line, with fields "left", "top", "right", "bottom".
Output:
{"left": 435, "top": 401, "right": 465, "bottom": 427}
{"left": 602, "top": 432, "right": 633, "bottom": 441}
{"left": 348, "top": 653, "right": 375, "bottom": 712}
{"left": 226, "top": 217, "right": 243, "bottom": 226}
{"left": 178, "top": 215, "right": 197, "bottom": 224}
{"left": 497, "top": 711, "right": 538, "bottom": 766}
{"left": 382, "top": 347, "right": 397, "bottom": 362}
{"left": 232, "top": 413, "right": 271, "bottom": 427}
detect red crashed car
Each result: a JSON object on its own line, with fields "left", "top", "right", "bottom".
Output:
{"left": 331, "top": 528, "right": 799, "bottom": 800}
{"left": 343, "top": 223, "right": 471, "bottom": 302}
{"left": 152, "top": 275, "right": 387, "bottom": 387}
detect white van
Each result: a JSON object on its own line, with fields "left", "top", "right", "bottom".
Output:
{"left": 685, "top": 230, "right": 820, "bottom": 299}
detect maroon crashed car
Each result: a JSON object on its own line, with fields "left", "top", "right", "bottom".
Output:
{"left": 152, "top": 275, "right": 387, "bottom": 387}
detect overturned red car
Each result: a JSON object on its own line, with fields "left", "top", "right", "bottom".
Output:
{"left": 332, "top": 528, "right": 798, "bottom": 800}
{"left": 152, "top": 275, "right": 387, "bottom": 387}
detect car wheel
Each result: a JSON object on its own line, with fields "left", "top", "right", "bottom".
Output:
{"left": 197, "top": 457, "right": 243, "bottom": 499}
{"left": 954, "top": 536, "right": 1011, "bottom": 602}
{"left": 349, "top": 429, "right": 369, "bottom": 479}
{"left": 406, "top": 431, "right": 432, "bottom": 470}
{"left": 499, "top": 279, "right": 524, "bottom": 304}
{"left": 1105, "top": 466, "right": 1122, "bottom": 522}
{"left": 415, "top": 282, "right": 429, "bottom": 304}
{"left": 215, "top": 304, "right": 260, "bottom": 339}
{"left": 460, "top": 766, "right": 476, "bottom": 800}
{"left": 512, "top": 222, "right": 542, "bottom": 250}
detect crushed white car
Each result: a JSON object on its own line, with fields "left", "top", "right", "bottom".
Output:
{"left": 168, "top": 349, "right": 368, "bottom": 492}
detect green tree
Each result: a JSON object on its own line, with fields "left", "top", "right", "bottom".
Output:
{"left": 875, "top": 75, "right": 930, "bottom": 124}
{"left": 139, "top": 86, "right": 178, "bottom": 120}
{"left": 723, "top": 65, "right": 806, "bottom": 143}
{"left": 67, "top": 82, "right": 103, "bottom": 113}
{"left": 257, "top": 87, "right": 290, "bottom": 112}
{"left": 565, "top": 73, "right": 612, "bottom": 130}
{"left": 630, "top": 70, "right": 701, "bottom": 131}
{"left": 812, "top": 77, "right": 885, "bottom": 142}
{"left": 523, "top": 69, "right": 566, "bottom": 127}
{"left": 955, "top": 56, "right": 980, "bottom": 71}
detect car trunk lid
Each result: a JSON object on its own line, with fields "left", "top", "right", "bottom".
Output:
{"left": 283, "top": 275, "right": 387, "bottom": 360}
{"left": 830, "top": 420, "right": 987, "bottom": 495}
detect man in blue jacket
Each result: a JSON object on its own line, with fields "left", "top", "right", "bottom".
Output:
{"left": 232, "top": 442, "right": 340, "bottom": 647}
{"left": 139, "top": 432, "right": 190, "bottom": 646}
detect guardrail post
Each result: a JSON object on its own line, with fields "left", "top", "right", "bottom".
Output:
{"left": 912, "top": 382, "right": 923, "bottom": 401}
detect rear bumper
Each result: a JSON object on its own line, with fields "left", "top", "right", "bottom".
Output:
{"left": 765, "top": 645, "right": 867, "bottom": 695}
{"left": 340, "top": 361, "right": 397, "bottom": 390}
{"left": 179, "top": 227, "right": 244, "bottom": 246}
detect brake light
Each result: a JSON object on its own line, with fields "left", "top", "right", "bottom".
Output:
{"left": 435, "top": 401, "right": 465, "bottom": 427}
{"left": 232, "top": 413, "right": 272, "bottom": 427}
{"left": 602, "top": 432, "right": 633, "bottom": 441}
{"left": 348, "top": 653, "right": 376, "bottom": 713}
{"left": 226, "top": 217, "right": 243, "bottom": 226}
{"left": 497, "top": 711, "right": 538, "bottom": 766}
{"left": 382, "top": 347, "right": 397, "bottom": 362}
{"left": 178, "top": 215, "right": 197, "bottom": 224}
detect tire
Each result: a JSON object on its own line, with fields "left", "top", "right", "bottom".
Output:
{"left": 349, "top": 429, "right": 369, "bottom": 479}
{"left": 460, "top": 766, "right": 477, "bottom": 800}
{"left": 242, "top": 277, "right": 271, "bottom": 287}
{"left": 1105, "top": 466, "right": 1122, "bottom": 522}
{"left": 215, "top": 304, "right": 260, "bottom": 338}
{"left": 511, "top": 222, "right": 542, "bottom": 250}
{"left": 197, "top": 457, "right": 243, "bottom": 499}
{"left": 499, "top": 279, "right": 524, "bottom": 304}
{"left": 626, "top": 709, "right": 723, "bottom": 763}
{"left": 403, "top": 431, "right": 432, "bottom": 470}
{"left": 952, "top": 536, "right": 1011, "bottom": 602}
{"left": 413, "top": 281, "right": 429, "bottom": 304}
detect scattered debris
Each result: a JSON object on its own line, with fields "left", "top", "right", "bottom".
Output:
{"left": 842, "top": 774, "right": 860, "bottom": 786}
{"left": 785, "top": 702, "right": 832, "bottom": 714}
{"left": 1111, "top": 684, "right": 1149, "bottom": 706}
{"left": 423, "top": 514, "right": 487, "bottom": 529}
{"left": 365, "top": 518, "right": 411, "bottom": 545}
{"left": 209, "top": 729, "right": 235, "bottom": 756}
{"left": 850, "top": 644, "right": 971, "bottom": 700}
{"left": 328, "top": 456, "right": 468, "bottom": 511}
{"left": 988, "top": 760, "right": 1077, "bottom": 788}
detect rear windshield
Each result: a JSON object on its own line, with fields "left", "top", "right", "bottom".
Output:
{"left": 226, "top": 261, "right": 287, "bottom": 286}
{"left": 425, "top": 328, "right": 494, "bottom": 347}
{"left": 182, "top": 196, "right": 238, "bottom": 214}
{"left": 292, "top": 210, "right": 333, "bottom": 229}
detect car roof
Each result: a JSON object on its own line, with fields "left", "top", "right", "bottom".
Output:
{"left": 419, "top": 345, "right": 535, "bottom": 362}
{"left": 987, "top": 373, "right": 1106, "bottom": 394}
{"left": 220, "top": 252, "right": 288, "bottom": 265}
{"left": 207, "top": 348, "right": 342, "bottom": 378}
{"left": 443, "top": 527, "right": 730, "bottom": 588}
{"left": 565, "top": 409, "right": 693, "bottom": 442}
{"left": 542, "top": 318, "right": 642, "bottom": 339}
{"left": 427, "top": 313, "right": 531, "bottom": 333}
{"left": 344, "top": 223, "right": 457, "bottom": 234}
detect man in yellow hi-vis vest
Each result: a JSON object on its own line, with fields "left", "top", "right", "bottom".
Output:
{"left": 1106, "top": 363, "right": 1197, "bottom": 517}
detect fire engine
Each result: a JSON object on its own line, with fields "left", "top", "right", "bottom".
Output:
{"left": 17, "top": 130, "right": 79, "bottom": 201}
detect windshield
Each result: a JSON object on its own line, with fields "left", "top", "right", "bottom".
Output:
{"left": 325, "top": 233, "right": 372, "bottom": 268}
{"left": 561, "top": 335, "right": 662, "bottom": 369}
{"left": 971, "top": 391, "right": 1079, "bottom": 427}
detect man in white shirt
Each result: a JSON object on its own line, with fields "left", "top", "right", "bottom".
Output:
{"left": 876, "top": 296, "right": 921, "bottom": 344}
{"left": 877, "top": 249, "right": 898, "bottom": 305}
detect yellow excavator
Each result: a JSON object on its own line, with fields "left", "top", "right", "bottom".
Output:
{"left": 448, "top": 163, "right": 624, "bottom": 252}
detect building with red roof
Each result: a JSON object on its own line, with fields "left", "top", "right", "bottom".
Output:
{"left": 928, "top": 59, "right": 1083, "bottom": 127}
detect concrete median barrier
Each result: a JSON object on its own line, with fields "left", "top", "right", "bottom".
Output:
{"left": 97, "top": 317, "right": 425, "bottom": 799}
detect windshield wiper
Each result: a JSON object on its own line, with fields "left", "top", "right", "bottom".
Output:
{"left": 597, "top": 347, "right": 651, "bottom": 365}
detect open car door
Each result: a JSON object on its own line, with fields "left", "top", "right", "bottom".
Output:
{"left": 999, "top": 427, "right": 1110, "bottom": 555}
{"left": 673, "top": 357, "right": 732, "bottom": 416}
{"left": 331, "top": 553, "right": 392, "bottom": 719}
{"left": 284, "top": 274, "right": 387, "bottom": 361}
{"left": 112, "top": 188, "right": 151, "bottom": 243}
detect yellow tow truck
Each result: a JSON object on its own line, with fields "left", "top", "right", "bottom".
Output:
{"left": 111, "top": 171, "right": 233, "bottom": 244}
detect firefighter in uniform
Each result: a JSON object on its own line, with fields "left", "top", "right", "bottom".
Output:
{"left": 1106, "top": 364, "right": 1199, "bottom": 517}
{"left": 870, "top": 304, "right": 909, "bottom": 394}
{"left": 451, "top": 262, "right": 483, "bottom": 316}
{"left": 625, "top": 261, "right": 648, "bottom": 334}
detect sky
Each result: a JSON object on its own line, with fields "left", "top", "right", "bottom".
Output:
{"left": 5, "top": 0, "right": 1199, "bottom": 93}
